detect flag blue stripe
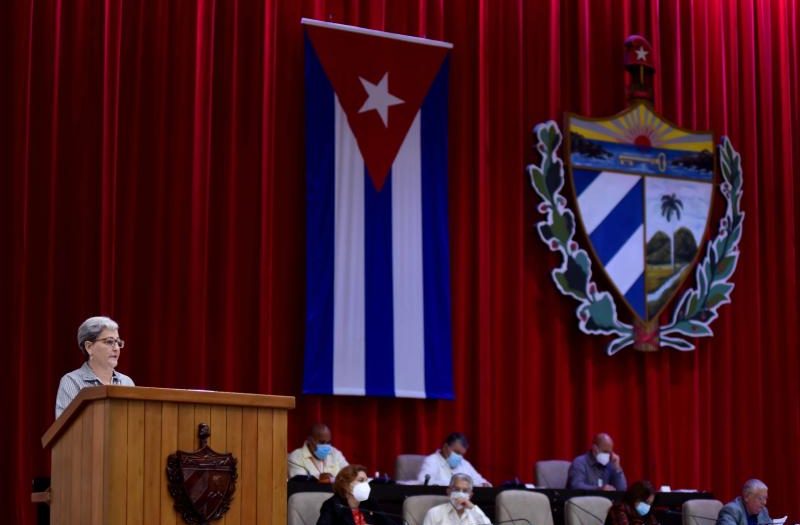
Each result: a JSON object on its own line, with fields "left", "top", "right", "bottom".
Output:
{"left": 573, "top": 168, "right": 601, "bottom": 197}
{"left": 303, "top": 37, "right": 335, "bottom": 394}
{"left": 421, "top": 58, "right": 454, "bottom": 399}
{"left": 364, "top": 171, "right": 396, "bottom": 396}
{"left": 625, "top": 272, "right": 646, "bottom": 319}
{"left": 589, "top": 178, "right": 643, "bottom": 264}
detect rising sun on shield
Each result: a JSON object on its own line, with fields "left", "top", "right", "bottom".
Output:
{"left": 567, "top": 103, "right": 714, "bottom": 323}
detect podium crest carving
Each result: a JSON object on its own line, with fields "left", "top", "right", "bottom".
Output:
{"left": 167, "top": 423, "right": 238, "bottom": 525}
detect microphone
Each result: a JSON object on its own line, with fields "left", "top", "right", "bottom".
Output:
{"left": 565, "top": 498, "right": 609, "bottom": 525}
{"left": 424, "top": 474, "right": 431, "bottom": 486}
{"left": 335, "top": 502, "right": 407, "bottom": 525}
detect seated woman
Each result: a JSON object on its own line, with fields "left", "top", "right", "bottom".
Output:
{"left": 55, "top": 316, "right": 135, "bottom": 418}
{"left": 316, "top": 464, "right": 397, "bottom": 525}
{"left": 607, "top": 480, "right": 660, "bottom": 525}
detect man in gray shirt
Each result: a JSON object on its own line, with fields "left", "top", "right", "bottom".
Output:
{"left": 567, "top": 432, "right": 627, "bottom": 491}
{"left": 717, "top": 479, "right": 771, "bottom": 525}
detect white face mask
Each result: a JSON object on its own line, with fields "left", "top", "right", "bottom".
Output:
{"left": 595, "top": 452, "right": 611, "bottom": 466}
{"left": 351, "top": 481, "right": 371, "bottom": 502}
{"left": 450, "top": 490, "right": 469, "bottom": 509}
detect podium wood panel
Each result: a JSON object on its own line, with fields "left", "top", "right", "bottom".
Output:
{"left": 160, "top": 403, "right": 178, "bottom": 525}
{"left": 44, "top": 386, "right": 294, "bottom": 525}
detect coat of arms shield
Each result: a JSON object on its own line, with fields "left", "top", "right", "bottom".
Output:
{"left": 527, "top": 35, "right": 744, "bottom": 354}
{"left": 566, "top": 102, "right": 715, "bottom": 323}
{"left": 167, "top": 423, "right": 237, "bottom": 525}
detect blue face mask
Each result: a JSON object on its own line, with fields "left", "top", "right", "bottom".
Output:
{"left": 447, "top": 451, "right": 463, "bottom": 469}
{"left": 314, "top": 443, "right": 332, "bottom": 461}
{"left": 635, "top": 502, "right": 651, "bottom": 516}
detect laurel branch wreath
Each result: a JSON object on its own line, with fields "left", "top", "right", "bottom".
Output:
{"left": 526, "top": 121, "right": 744, "bottom": 355}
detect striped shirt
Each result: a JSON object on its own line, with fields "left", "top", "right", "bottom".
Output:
{"left": 55, "top": 362, "right": 135, "bottom": 418}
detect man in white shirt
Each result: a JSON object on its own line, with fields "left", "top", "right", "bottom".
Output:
{"left": 423, "top": 473, "right": 490, "bottom": 525}
{"left": 417, "top": 432, "right": 490, "bottom": 486}
{"left": 287, "top": 423, "right": 348, "bottom": 482}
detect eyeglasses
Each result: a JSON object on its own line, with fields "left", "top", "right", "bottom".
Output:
{"left": 95, "top": 337, "right": 125, "bottom": 348}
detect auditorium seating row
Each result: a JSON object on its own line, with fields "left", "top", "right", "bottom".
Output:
{"left": 288, "top": 490, "right": 724, "bottom": 525}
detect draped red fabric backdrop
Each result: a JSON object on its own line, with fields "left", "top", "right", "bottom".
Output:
{"left": 3, "top": 0, "right": 799, "bottom": 523}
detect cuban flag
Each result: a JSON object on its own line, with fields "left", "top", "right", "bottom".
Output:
{"left": 302, "top": 19, "right": 454, "bottom": 399}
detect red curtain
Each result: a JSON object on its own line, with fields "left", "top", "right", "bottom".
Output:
{"left": 3, "top": 1, "right": 800, "bottom": 523}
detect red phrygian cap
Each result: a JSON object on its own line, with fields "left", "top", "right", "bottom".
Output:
{"left": 624, "top": 35, "right": 654, "bottom": 70}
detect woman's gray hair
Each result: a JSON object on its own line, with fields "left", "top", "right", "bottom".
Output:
{"left": 449, "top": 473, "right": 474, "bottom": 492}
{"left": 77, "top": 316, "right": 119, "bottom": 358}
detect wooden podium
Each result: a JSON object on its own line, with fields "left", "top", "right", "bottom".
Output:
{"left": 41, "top": 386, "right": 295, "bottom": 525}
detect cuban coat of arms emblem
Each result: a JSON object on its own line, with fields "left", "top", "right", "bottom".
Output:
{"left": 528, "top": 36, "right": 744, "bottom": 354}
{"left": 166, "top": 423, "right": 237, "bottom": 525}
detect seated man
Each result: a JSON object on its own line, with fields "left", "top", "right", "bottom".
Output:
{"left": 288, "top": 423, "right": 348, "bottom": 482}
{"left": 417, "top": 432, "right": 490, "bottom": 486}
{"left": 717, "top": 479, "right": 771, "bottom": 525}
{"left": 422, "top": 473, "right": 489, "bottom": 525}
{"left": 567, "top": 432, "right": 627, "bottom": 491}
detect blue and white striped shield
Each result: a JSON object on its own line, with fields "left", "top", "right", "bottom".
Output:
{"left": 566, "top": 103, "right": 715, "bottom": 321}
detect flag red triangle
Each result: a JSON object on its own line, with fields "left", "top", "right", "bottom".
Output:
{"left": 305, "top": 21, "right": 451, "bottom": 191}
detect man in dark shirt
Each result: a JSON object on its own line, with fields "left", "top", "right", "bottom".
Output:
{"left": 567, "top": 432, "right": 627, "bottom": 491}
{"left": 717, "top": 479, "right": 771, "bottom": 525}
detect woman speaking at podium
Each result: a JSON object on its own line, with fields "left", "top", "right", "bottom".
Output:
{"left": 54, "top": 316, "right": 135, "bottom": 418}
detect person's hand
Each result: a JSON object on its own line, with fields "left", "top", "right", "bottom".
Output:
{"left": 318, "top": 473, "right": 334, "bottom": 483}
{"left": 602, "top": 484, "right": 616, "bottom": 491}
{"left": 610, "top": 452, "right": 621, "bottom": 469}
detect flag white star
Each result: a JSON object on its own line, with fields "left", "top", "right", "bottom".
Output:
{"left": 635, "top": 46, "right": 649, "bottom": 61}
{"left": 358, "top": 72, "right": 404, "bottom": 127}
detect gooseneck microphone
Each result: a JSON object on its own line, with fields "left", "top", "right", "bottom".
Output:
{"left": 423, "top": 474, "right": 431, "bottom": 486}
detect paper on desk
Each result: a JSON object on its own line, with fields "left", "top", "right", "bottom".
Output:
{"left": 772, "top": 516, "right": 787, "bottom": 525}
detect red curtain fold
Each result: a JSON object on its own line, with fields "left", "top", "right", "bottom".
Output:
{"left": 2, "top": 1, "right": 800, "bottom": 523}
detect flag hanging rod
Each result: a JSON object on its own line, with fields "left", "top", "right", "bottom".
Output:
{"left": 301, "top": 18, "right": 454, "bottom": 49}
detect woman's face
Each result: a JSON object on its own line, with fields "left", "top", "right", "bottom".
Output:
{"left": 636, "top": 495, "right": 655, "bottom": 507}
{"left": 348, "top": 470, "right": 368, "bottom": 494}
{"left": 351, "top": 470, "right": 368, "bottom": 489}
{"left": 87, "top": 328, "right": 123, "bottom": 369}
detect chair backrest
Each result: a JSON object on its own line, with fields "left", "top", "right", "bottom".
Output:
{"left": 496, "top": 489, "right": 554, "bottom": 525}
{"left": 395, "top": 454, "right": 427, "bottom": 482}
{"left": 402, "top": 495, "right": 450, "bottom": 525}
{"left": 288, "top": 492, "right": 331, "bottom": 525}
{"left": 682, "top": 499, "right": 724, "bottom": 525}
{"left": 564, "top": 496, "right": 613, "bottom": 525}
{"left": 535, "top": 460, "right": 571, "bottom": 489}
